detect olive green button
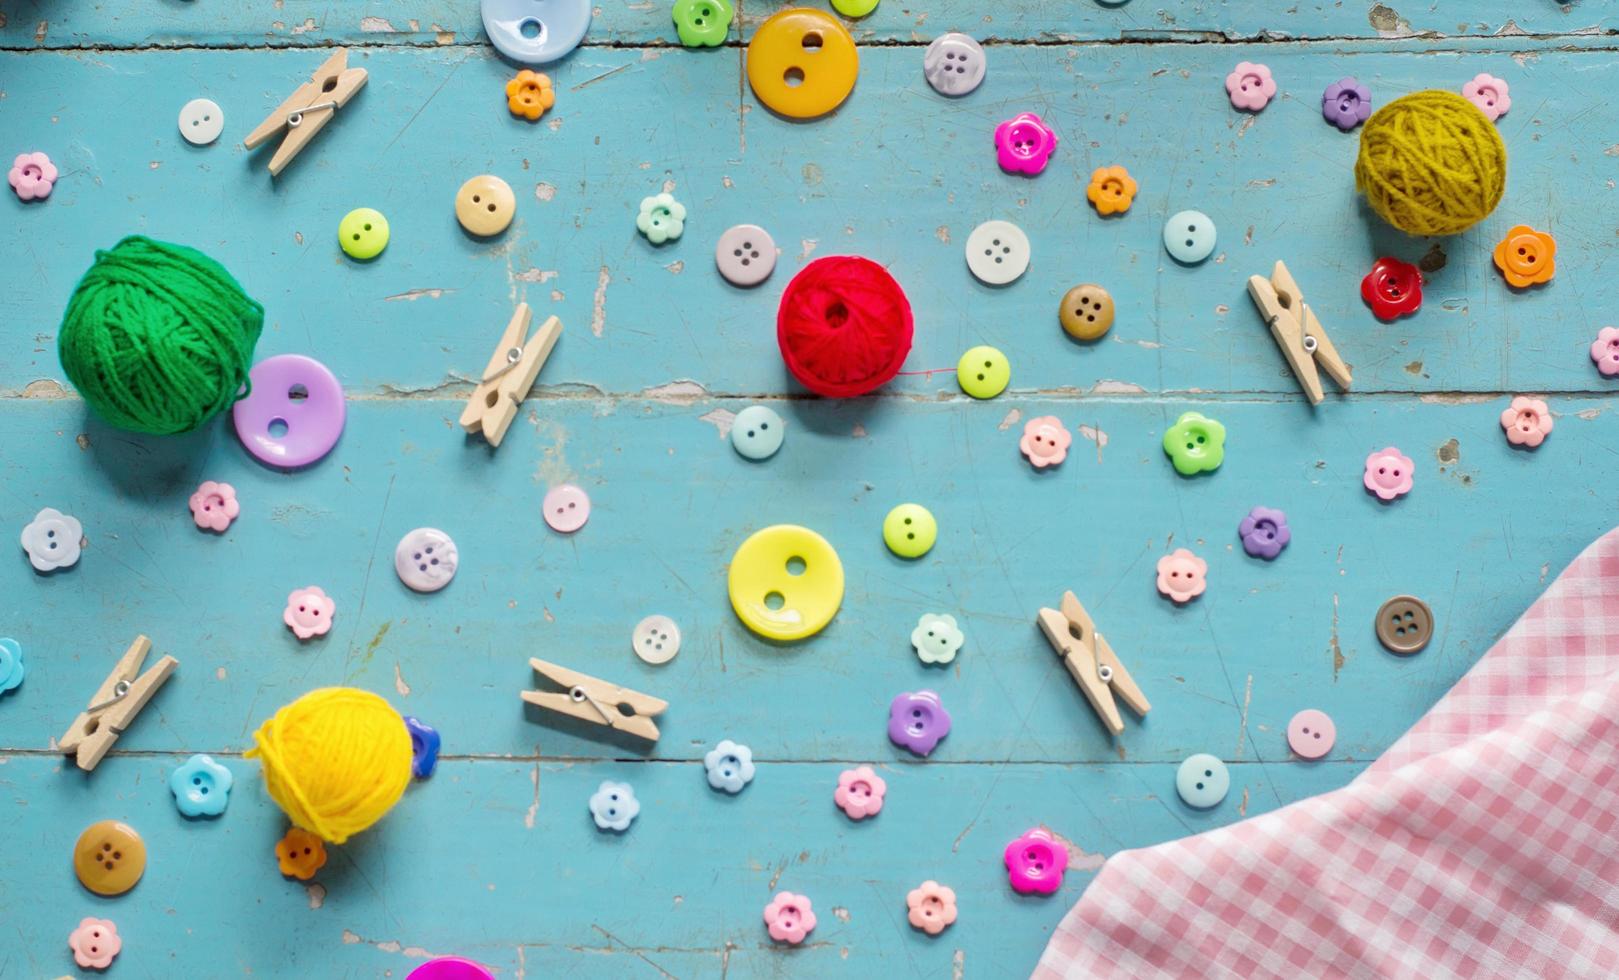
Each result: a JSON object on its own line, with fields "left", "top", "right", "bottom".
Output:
{"left": 831, "top": 0, "right": 879, "bottom": 15}
{"left": 883, "top": 503, "right": 936, "bottom": 559}
{"left": 957, "top": 345, "right": 1010, "bottom": 399}
{"left": 338, "top": 207, "right": 389, "bottom": 260}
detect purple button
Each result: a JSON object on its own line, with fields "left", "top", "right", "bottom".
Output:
{"left": 232, "top": 355, "right": 346, "bottom": 468}
{"left": 1238, "top": 505, "right": 1291, "bottom": 560}
{"left": 406, "top": 958, "right": 495, "bottom": 980}
{"left": 543, "top": 484, "right": 590, "bottom": 533}
{"left": 888, "top": 690, "right": 951, "bottom": 756}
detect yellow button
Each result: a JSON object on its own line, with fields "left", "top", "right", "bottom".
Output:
{"left": 957, "top": 345, "right": 1010, "bottom": 399}
{"left": 73, "top": 820, "right": 147, "bottom": 896}
{"left": 883, "top": 503, "right": 937, "bottom": 558}
{"left": 337, "top": 207, "right": 389, "bottom": 261}
{"left": 745, "top": 8, "right": 859, "bottom": 120}
{"left": 728, "top": 524, "right": 844, "bottom": 641}
{"left": 455, "top": 175, "right": 516, "bottom": 237}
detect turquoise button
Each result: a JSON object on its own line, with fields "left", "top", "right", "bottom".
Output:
{"left": 1175, "top": 753, "right": 1229, "bottom": 809}
{"left": 1163, "top": 209, "right": 1216, "bottom": 264}
{"left": 0, "top": 637, "right": 23, "bottom": 694}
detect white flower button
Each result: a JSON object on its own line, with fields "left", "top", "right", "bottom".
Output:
{"left": 21, "top": 507, "right": 82, "bottom": 572}
{"left": 911, "top": 613, "right": 965, "bottom": 665}
{"left": 965, "top": 220, "right": 1031, "bottom": 285}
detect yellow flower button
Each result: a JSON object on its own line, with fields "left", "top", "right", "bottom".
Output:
{"left": 337, "top": 207, "right": 389, "bottom": 260}
{"left": 883, "top": 503, "right": 936, "bottom": 559}
{"left": 745, "top": 8, "right": 859, "bottom": 120}
{"left": 957, "top": 345, "right": 1010, "bottom": 399}
{"left": 728, "top": 525, "right": 845, "bottom": 641}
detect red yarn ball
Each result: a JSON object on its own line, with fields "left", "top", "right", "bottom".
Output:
{"left": 777, "top": 256, "right": 913, "bottom": 398}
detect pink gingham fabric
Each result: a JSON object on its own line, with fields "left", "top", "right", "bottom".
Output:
{"left": 1036, "top": 527, "right": 1619, "bottom": 979}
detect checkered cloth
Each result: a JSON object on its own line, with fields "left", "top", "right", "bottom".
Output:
{"left": 1035, "top": 527, "right": 1619, "bottom": 979}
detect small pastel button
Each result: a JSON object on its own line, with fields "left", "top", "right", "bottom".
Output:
{"left": 672, "top": 0, "right": 733, "bottom": 46}
{"left": 1462, "top": 72, "right": 1510, "bottom": 121}
{"left": 0, "top": 637, "right": 24, "bottom": 695}
{"left": 1162, "top": 411, "right": 1225, "bottom": 476}
{"left": 965, "top": 219, "right": 1031, "bottom": 285}
{"left": 189, "top": 480, "right": 240, "bottom": 532}
{"left": 883, "top": 503, "right": 937, "bottom": 559}
{"left": 906, "top": 881, "right": 958, "bottom": 934}
{"left": 395, "top": 528, "right": 459, "bottom": 593}
{"left": 455, "top": 174, "right": 516, "bottom": 237}
{"left": 405, "top": 716, "right": 441, "bottom": 778}
{"left": 1287, "top": 709, "right": 1335, "bottom": 760}
{"left": 169, "top": 753, "right": 233, "bottom": 817}
{"left": 833, "top": 765, "right": 886, "bottom": 820}
{"left": 1362, "top": 447, "right": 1414, "bottom": 502}
{"left": 888, "top": 689, "right": 950, "bottom": 756}
{"left": 632, "top": 614, "right": 681, "bottom": 665}
{"left": 20, "top": 507, "right": 82, "bottom": 572}
{"left": 284, "top": 585, "right": 335, "bottom": 639}
{"left": 704, "top": 739, "right": 755, "bottom": 793}
{"left": 1163, "top": 209, "right": 1217, "bottom": 264}
{"left": 1155, "top": 548, "right": 1208, "bottom": 604}
{"left": 8, "top": 151, "right": 57, "bottom": 202}
{"left": 1225, "top": 61, "right": 1277, "bottom": 111}
{"left": 728, "top": 525, "right": 845, "bottom": 640}
{"left": 1004, "top": 827, "right": 1067, "bottom": 895}
{"left": 731, "top": 405, "right": 785, "bottom": 460}
{"left": 911, "top": 612, "right": 964, "bottom": 665}
{"left": 994, "top": 111, "right": 1058, "bottom": 176}
{"left": 275, "top": 827, "right": 327, "bottom": 880}
{"left": 1020, "top": 415, "right": 1071, "bottom": 468}
{"left": 763, "top": 891, "right": 817, "bottom": 944}
{"left": 715, "top": 224, "right": 776, "bottom": 287}
{"left": 1176, "top": 753, "right": 1229, "bottom": 809}
{"left": 1501, "top": 396, "right": 1553, "bottom": 449}
{"left": 543, "top": 484, "right": 591, "bottom": 533}
{"left": 1321, "top": 77, "right": 1370, "bottom": 131}
{"left": 923, "top": 32, "right": 986, "bottom": 97}
{"left": 480, "top": 0, "right": 593, "bottom": 64}
{"left": 1590, "top": 327, "right": 1619, "bottom": 376}
{"left": 338, "top": 207, "right": 389, "bottom": 260}
{"left": 588, "top": 780, "right": 640, "bottom": 831}
{"left": 957, "top": 345, "right": 1011, "bottom": 399}
{"left": 73, "top": 820, "right": 147, "bottom": 896}
{"left": 636, "top": 192, "right": 686, "bottom": 244}
{"left": 69, "top": 917, "right": 122, "bottom": 970}
{"left": 178, "top": 97, "right": 224, "bottom": 145}
{"left": 233, "top": 354, "right": 347, "bottom": 469}
{"left": 1238, "top": 506, "right": 1290, "bottom": 560}
{"left": 408, "top": 959, "right": 497, "bottom": 980}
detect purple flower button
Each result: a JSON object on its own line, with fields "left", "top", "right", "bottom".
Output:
{"left": 1322, "top": 77, "right": 1371, "bottom": 131}
{"left": 888, "top": 690, "right": 951, "bottom": 757}
{"left": 1238, "top": 506, "right": 1291, "bottom": 560}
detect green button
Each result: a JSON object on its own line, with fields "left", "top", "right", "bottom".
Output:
{"left": 671, "top": 0, "right": 733, "bottom": 47}
{"left": 1162, "top": 411, "right": 1226, "bottom": 476}
{"left": 957, "top": 345, "right": 1010, "bottom": 399}
{"left": 338, "top": 207, "right": 389, "bottom": 260}
{"left": 831, "top": 0, "right": 879, "bottom": 16}
{"left": 883, "top": 503, "right": 937, "bottom": 559}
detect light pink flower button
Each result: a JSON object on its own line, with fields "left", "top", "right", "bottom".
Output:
{"left": 1225, "top": 62, "right": 1277, "bottom": 112}
{"left": 1461, "top": 73, "right": 1510, "bottom": 121}
{"left": 1019, "top": 415, "right": 1072, "bottom": 468}
{"left": 763, "top": 891, "right": 816, "bottom": 944}
{"left": 1590, "top": 327, "right": 1619, "bottom": 376}
{"left": 906, "top": 880, "right": 958, "bottom": 935}
{"left": 833, "top": 765, "right": 886, "bottom": 820}
{"left": 283, "top": 585, "right": 335, "bottom": 639}
{"left": 188, "top": 481, "right": 240, "bottom": 532}
{"left": 1155, "top": 548, "right": 1207, "bottom": 604}
{"left": 69, "top": 917, "right": 122, "bottom": 969}
{"left": 1363, "top": 447, "right": 1414, "bottom": 501}
{"left": 1500, "top": 396, "right": 1553, "bottom": 449}
{"left": 9, "top": 151, "right": 58, "bottom": 201}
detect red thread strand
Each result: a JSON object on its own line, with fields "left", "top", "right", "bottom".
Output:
{"left": 777, "top": 256, "right": 914, "bottom": 398}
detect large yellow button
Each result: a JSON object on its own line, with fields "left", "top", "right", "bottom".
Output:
{"left": 73, "top": 820, "right": 147, "bottom": 896}
{"left": 455, "top": 175, "right": 516, "bottom": 237}
{"left": 728, "top": 525, "right": 844, "bottom": 641}
{"left": 745, "top": 9, "right": 858, "bottom": 120}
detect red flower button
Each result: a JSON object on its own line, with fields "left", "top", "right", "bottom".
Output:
{"left": 1360, "top": 257, "right": 1423, "bottom": 321}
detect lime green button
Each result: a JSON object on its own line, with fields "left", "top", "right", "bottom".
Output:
{"left": 831, "top": 0, "right": 879, "bottom": 16}
{"left": 338, "top": 207, "right": 389, "bottom": 260}
{"left": 883, "top": 503, "right": 937, "bottom": 559}
{"left": 1162, "top": 411, "right": 1226, "bottom": 476}
{"left": 957, "top": 345, "right": 1010, "bottom": 399}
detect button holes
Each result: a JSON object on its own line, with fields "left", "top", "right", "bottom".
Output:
{"left": 1195, "top": 782, "right": 1205, "bottom": 790}
{"left": 472, "top": 194, "right": 482, "bottom": 203}
{"left": 1185, "top": 239, "right": 1196, "bottom": 248}
{"left": 487, "top": 203, "right": 497, "bottom": 212}
{"left": 903, "top": 517, "right": 913, "bottom": 525}
{"left": 784, "top": 66, "right": 806, "bottom": 87}
{"left": 363, "top": 223, "right": 372, "bottom": 231}
{"left": 907, "top": 532, "right": 915, "bottom": 540}
{"left": 1204, "top": 769, "right": 1213, "bottom": 777}
{"left": 801, "top": 31, "right": 823, "bottom": 50}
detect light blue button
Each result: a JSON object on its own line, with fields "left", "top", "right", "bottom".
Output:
{"left": 588, "top": 780, "right": 640, "bottom": 832}
{"left": 731, "top": 406, "right": 785, "bottom": 460}
{"left": 1176, "top": 753, "right": 1229, "bottom": 809}
{"left": 1163, "top": 209, "right": 1217, "bottom": 264}
{"left": 0, "top": 637, "right": 23, "bottom": 695}
{"left": 170, "top": 753, "right": 234, "bottom": 818}
{"left": 481, "top": 0, "right": 593, "bottom": 64}
{"left": 704, "top": 739, "right": 755, "bottom": 793}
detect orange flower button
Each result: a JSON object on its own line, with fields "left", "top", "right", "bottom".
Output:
{"left": 1492, "top": 224, "right": 1556, "bottom": 288}
{"left": 505, "top": 70, "right": 556, "bottom": 122}
{"left": 276, "top": 827, "right": 328, "bottom": 880}
{"left": 1086, "top": 165, "right": 1137, "bottom": 216}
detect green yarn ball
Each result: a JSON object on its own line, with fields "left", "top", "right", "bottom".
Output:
{"left": 58, "top": 236, "right": 264, "bottom": 435}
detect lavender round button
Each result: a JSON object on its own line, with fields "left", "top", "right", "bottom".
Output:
{"left": 407, "top": 958, "right": 495, "bottom": 980}
{"left": 232, "top": 355, "right": 346, "bottom": 468}
{"left": 543, "top": 484, "right": 590, "bottom": 533}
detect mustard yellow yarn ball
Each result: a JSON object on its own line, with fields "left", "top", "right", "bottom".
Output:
{"left": 1355, "top": 90, "right": 1506, "bottom": 236}
{"left": 246, "top": 687, "right": 413, "bottom": 845}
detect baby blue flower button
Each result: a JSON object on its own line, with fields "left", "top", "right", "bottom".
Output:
{"left": 1175, "top": 753, "right": 1229, "bottom": 809}
{"left": 588, "top": 780, "right": 640, "bottom": 832}
{"left": 704, "top": 739, "right": 755, "bottom": 793}
{"left": 911, "top": 613, "right": 965, "bottom": 665}
{"left": 1163, "top": 209, "right": 1217, "bottom": 264}
{"left": 481, "top": 0, "right": 593, "bottom": 64}
{"left": 0, "top": 638, "right": 24, "bottom": 695}
{"left": 731, "top": 406, "right": 785, "bottom": 460}
{"left": 405, "top": 716, "right": 440, "bottom": 779}
{"left": 170, "top": 754, "right": 233, "bottom": 818}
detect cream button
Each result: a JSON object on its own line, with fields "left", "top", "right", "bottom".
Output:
{"left": 456, "top": 175, "right": 517, "bottom": 236}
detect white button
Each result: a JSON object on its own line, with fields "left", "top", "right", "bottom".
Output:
{"left": 1163, "top": 209, "right": 1217, "bottom": 264}
{"left": 715, "top": 224, "right": 776, "bottom": 287}
{"left": 632, "top": 615, "right": 681, "bottom": 664}
{"left": 1175, "top": 753, "right": 1230, "bottom": 809}
{"left": 20, "top": 507, "right": 82, "bottom": 572}
{"left": 731, "top": 405, "right": 785, "bottom": 460}
{"left": 965, "top": 220, "right": 1030, "bottom": 285}
{"left": 923, "top": 33, "right": 986, "bottom": 97}
{"left": 178, "top": 98, "right": 224, "bottom": 146}
{"left": 394, "top": 528, "right": 459, "bottom": 593}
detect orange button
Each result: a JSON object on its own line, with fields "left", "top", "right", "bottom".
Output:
{"left": 455, "top": 175, "right": 516, "bottom": 237}
{"left": 1492, "top": 224, "right": 1556, "bottom": 288}
{"left": 745, "top": 9, "right": 858, "bottom": 120}
{"left": 275, "top": 827, "right": 328, "bottom": 880}
{"left": 1086, "top": 165, "right": 1137, "bottom": 216}
{"left": 73, "top": 820, "right": 147, "bottom": 896}
{"left": 1059, "top": 284, "right": 1115, "bottom": 340}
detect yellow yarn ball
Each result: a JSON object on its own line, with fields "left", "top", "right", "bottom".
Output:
{"left": 246, "top": 687, "right": 413, "bottom": 844}
{"left": 1355, "top": 90, "right": 1506, "bottom": 236}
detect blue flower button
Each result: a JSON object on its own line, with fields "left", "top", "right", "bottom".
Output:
{"left": 1175, "top": 753, "right": 1229, "bottom": 809}
{"left": 405, "top": 716, "right": 441, "bottom": 779}
{"left": 1163, "top": 209, "right": 1217, "bottom": 265}
{"left": 170, "top": 754, "right": 233, "bottom": 818}
{"left": 588, "top": 780, "right": 640, "bottom": 832}
{"left": 0, "top": 638, "right": 24, "bottom": 695}
{"left": 704, "top": 739, "right": 755, "bottom": 793}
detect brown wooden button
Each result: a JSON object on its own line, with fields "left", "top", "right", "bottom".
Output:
{"left": 1376, "top": 595, "right": 1433, "bottom": 655}
{"left": 73, "top": 820, "right": 147, "bottom": 896}
{"left": 1059, "top": 284, "right": 1115, "bottom": 340}
{"left": 454, "top": 174, "right": 516, "bottom": 237}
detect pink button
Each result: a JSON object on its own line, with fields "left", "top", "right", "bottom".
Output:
{"left": 833, "top": 765, "right": 886, "bottom": 820}
{"left": 1020, "top": 415, "right": 1072, "bottom": 468}
{"left": 1500, "top": 396, "right": 1553, "bottom": 449}
{"left": 1362, "top": 447, "right": 1414, "bottom": 502}
{"left": 284, "top": 585, "right": 335, "bottom": 639}
{"left": 10, "top": 151, "right": 58, "bottom": 201}
{"left": 1591, "top": 327, "right": 1619, "bottom": 376}
{"left": 1155, "top": 548, "right": 1208, "bottom": 604}
{"left": 763, "top": 891, "right": 817, "bottom": 944}
{"left": 407, "top": 958, "right": 496, "bottom": 980}
{"left": 68, "top": 917, "right": 121, "bottom": 969}
{"left": 1461, "top": 72, "right": 1510, "bottom": 121}
{"left": 1287, "top": 709, "right": 1335, "bottom": 760}
{"left": 188, "top": 480, "right": 240, "bottom": 532}
{"left": 1004, "top": 827, "right": 1068, "bottom": 895}
{"left": 233, "top": 354, "right": 346, "bottom": 469}
{"left": 1225, "top": 61, "right": 1277, "bottom": 112}
{"left": 543, "top": 484, "right": 590, "bottom": 533}
{"left": 993, "top": 112, "right": 1058, "bottom": 175}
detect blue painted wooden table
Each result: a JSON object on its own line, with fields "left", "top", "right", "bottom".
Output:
{"left": 3, "top": 1, "right": 1618, "bottom": 976}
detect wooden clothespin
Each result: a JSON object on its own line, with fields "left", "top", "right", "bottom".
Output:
{"left": 459, "top": 304, "right": 562, "bottom": 447}
{"left": 243, "top": 48, "right": 368, "bottom": 176}
{"left": 1036, "top": 592, "right": 1149, "bottom": 735}
{"left": 59, "top": 635, "right": 178, "bottom": 771}
{"left": 1247, "top": 260, "right": 1352, "bottom": 405}
{"left": 522, "top": 658, "right": 667, "bottom": 741}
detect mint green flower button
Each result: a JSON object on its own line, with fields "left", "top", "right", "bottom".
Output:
{"left": 1162, "top": 411, "right": 1226, "bottom": 476}
{"left": 637, "top": 193, "right": 686, "bottom": 244}
{"left": 338, "top": 207, "right": 389, "bottom": 260}
{"left": 672, "top": 0, "right": 733, "bottom": 46}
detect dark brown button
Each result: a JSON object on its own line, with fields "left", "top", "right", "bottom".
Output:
{"left": 1376, "top": 595, "right": 1433, "bottom": 655}
{"left": 73, "top": 820, "right": 147, "bottom": 896}
{"left": 1059, "top": 284, "right": 1115, "bottom": 340}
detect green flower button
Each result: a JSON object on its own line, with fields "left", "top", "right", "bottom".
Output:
{"left": 672, "top": 0, "right": 733, "bottom": 47}
{"left": 883, "top": 503, "right": 937, "bottom": 559}
{"left": 338, "top": 207, "right": 389, "bottom": 260}
{"left": 1162, "top": 411, "right": 1226, "bottom": 476}
{"left": 636, "top": 192, "right": 686, "bottom": 245}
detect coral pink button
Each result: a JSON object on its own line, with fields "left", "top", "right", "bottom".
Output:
{"left": 188, "top": 480, "right": 240, "bottom": 532}
{"left": 1020, "top": 416, "right": 1072, "bottom": 468}
{"left": 833, "top": 765, "right": 886, "bottom": 820}
{"left": 1225, "top": 62, "right": 1277, "bottom": 111}
{"left": 1155, "top": 548, "right": 1207, "bottom": 604}
{"left": 994, "top": 111, "right": 1058, "bottom": 175}
{"left": 1500, "top": 396, "right": 1553, "bottom": 449}
{"left": 1287, "top": 709, "right": 1335, "bottom": 760}
{"left": 1590, "top": 327, "right": 1619, "bottom": 376}
{"left": 1004, "top": 827, "right": 1067, "bottom": 895}
{"left": 543, "top": 484, "right": 590, "bottom": 533}
{"left": 284, "top": 585, "right": 335, "bottom": 639}
{"left": 906, "top": 880, "right": 958, "bottom": 935}
{"left": 68, "top": 917, "right": 121, "bottom": 969}
{"left": 1362, "top": 447, "right": 1414, "bottom": 502}
{"left": 763, "top": 891, "right": 816, "bottom": 944}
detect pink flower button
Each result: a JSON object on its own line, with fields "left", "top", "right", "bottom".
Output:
{"left": 1362, "top": 447, "right": 1414, "bottom": 501}
{"left": 1462, "top": 72, "right": 1510, "bottom": 121}
{"left": 284, "top": 585, "right": 335, "bottom": 639}
{"left": 763, "top": 891, "right": 816, "bottom": 944}
{"left": 906, "top": 880, "right": 959, "bottom": 935}
{"left": 9, "top": 151, "right": 58, "bottom": 201}
{"left": 1155, "top": 548, "right": 1207, "bottom": 604}
{"left": 188, "top": 480, "right": 240, "bottom": 532}
{"left": 1019, "top": 415, "right": 1072, "bottom": 468}
{"left": 1225, "top": 62, "right": 1277, "bottom": 112}
{"left": 833, "top": 765, "right": 886, "bottom": 820}
{"left": 1500, "top": 396, "right": 1553, "bottom": 449}
{"left": 1591, "top": 327, "right": 1619, "bottom": 376}
{"left": 1004, "top": 827, "right": 1068, "bottom": 895}
{"left": 69, "top": 917, "right": 122, "bottom": 969}
{"left": 994, "top": 112, "right": 1058, "bottom": 175}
